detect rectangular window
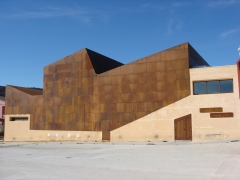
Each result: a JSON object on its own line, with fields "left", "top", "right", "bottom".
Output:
{"left": 207, "top": 81, "right": 219, "bottom": 94}
{"left": 10, "top": 117, "right": 28, "bottom": 121}
{"left": 193, "top": 82, "right": 206, "bottom": 94}
{"left": 220, "top": 80, "right": 233, "bottom": 93}
{"left": 193, "top": 80, "right": 233, "bottom": 95}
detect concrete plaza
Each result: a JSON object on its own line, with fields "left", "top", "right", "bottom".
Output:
{"left": 0, "top": 140, "right": 240, "bottom": 180}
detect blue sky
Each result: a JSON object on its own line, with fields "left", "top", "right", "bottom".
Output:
{"left": 1, "top": 0, "right": 240, "bottom": 88}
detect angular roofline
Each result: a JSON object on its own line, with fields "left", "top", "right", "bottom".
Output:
{"left": 85, "top": 48, "right": 124, "bottom": 74}
{"left": 7, "top": 85, "right": 43, "bottom": 96}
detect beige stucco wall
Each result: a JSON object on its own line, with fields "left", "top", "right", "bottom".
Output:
{"left": 4, "top": 114, "right": 102, "bottom": 142}
{"left": 111, "top": 65, "right": 240, "bottom": 142}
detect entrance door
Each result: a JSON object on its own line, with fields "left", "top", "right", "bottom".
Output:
{"left": 101, "top": 120, "right": 110, "bottom": 141}
{"left": 174, "top": 114, "right": 192, "bottom": 140}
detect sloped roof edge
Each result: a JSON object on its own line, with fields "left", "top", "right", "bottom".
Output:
{"left": 85, "top": 48, "right": 124, "bottom": 74}
{"left": 8, "top": 85, "right": 43, "bottom": 96}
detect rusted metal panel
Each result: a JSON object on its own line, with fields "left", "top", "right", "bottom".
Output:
{"left": 165, "top": 80, "right": 177, "bottom": 90}
{"left": 111, "top": 75, "right": 122, "bottom": 85}
{"left": 146, "top": 82, "right": 158, "bottom": 92}
{"left": 121, "top": 84, "right": 133, "bottom": 93}
{"left": 133, "top": 92, "right": 147, "bottom": 102}
{"left": 147, "top": 101, "right": 163, "bottom": 112}
{"left": 165, "top": 91, "right": 177, "bottom": 101}
{"left": 121, "top": 93, "right": 134, "bottom": 103}
{"left": 137, "top": 58, "right": 146, "bottom": 63}
{"left": 133, "top": 73, "right": 147, "bottom": 83}
{"left": 121, "top": 103, "right": 133, "bottom": 112}
{"left": 110, "top": 121, "right": 122, "bottom": 130}
{"left": 134, "top": 112, "right": 148, "bottom": 120}
{"left": 121, "top": 113, "right": 134, "bottom": 122}
{"left": 106, "top": 85, "right": 121, "bottom": 94}
{"left": 133, "top": 63, "right": 146, "bottom": 74}
{"left": 120, "top": 74, "right": 134, "bottom": 84}
{"left": 156, "top": 61, "right": 165, "bottom": 71}
{"left": 76, "top": 113, "right": 84, "bottom": 121}
{"left": 146, "top": 72, "right": 158, "bottom": 83}
{"left": 84, "top": 122, "right": 93, "bottom": 131}
{"left": 146, "top": 55, "right": 155, "bottom": 62}
{"left": 176, "top": 79, "right": 190, "bottom": 90}
{"left": 132, "top": 83, "right": 146, "bottom": 92}
{"left": 101, "top": 120, "right": 110, "bottom": 141}
{"left": 175, "top": 59, "right": 189, "bottom": 70}
{"left": 176, "top": 69, "right": 189, "bottom": 80}
{"left": 165, "top": 60, "right": 176, "bottom": 71}
{"left": 107, "top": 93, "right": 122, "bottom": 103}
{"left": 107, "top": 67, "right": 121, "bottom": 76}
{"left": 107, "top": 103, "right": 121, "bottom": 113}
{"left": 147, "top": 91, "right": 158, "bottom": 101}
{"left": 97, "top": 76, "right": 109, "bottom": 86}
{"left": 75, "top": 122, "right": 85, "bottom": 130}
{"left": 177, "top": 90, "right": 190, "bottom": 100}
{"left": 147, "top": 62, "right": 158, "bottom": 72}
{"left": 120, "top": 64, "right": 133, "bottom": 74}
{"left": 136, "top": 102, "right": 147, "bottom": 112}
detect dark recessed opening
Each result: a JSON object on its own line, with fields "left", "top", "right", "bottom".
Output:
{"left": 10, "top": 117, "right": 28, "bottom": 121}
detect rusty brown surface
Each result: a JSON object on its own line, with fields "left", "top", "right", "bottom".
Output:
{"left": 174, "top": 114, "right": 192, "bottom": 140}
{"left": 5, "top": 43, "right": 209, "bottom": 131}
{"left": 210, "top": 112, "right": 234, "bottom": 118}
{"left": 200, "top": 107, "right": 223, "bottom": 113}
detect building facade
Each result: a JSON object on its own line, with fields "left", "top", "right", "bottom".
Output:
{"left": 0, "top": 97, "right": 5, "bottom": 135}
{"left": 4, "top": 42, "right": 240, "bottom": 142}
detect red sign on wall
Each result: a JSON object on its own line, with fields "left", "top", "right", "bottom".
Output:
{"left": 237, "top": 59, "right": 240, "bottom": 99}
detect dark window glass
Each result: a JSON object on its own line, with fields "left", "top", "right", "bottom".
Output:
{"left": 10, "top": 117, "right": 28, "bottom": 121}
{"left": 194, "top": 82, "right": 206, "bottom": 94}
{"left": 207, "top": 81, "right": 219, "bottom": 93}
{"left": 220, "top": 80, "right": 233, "bottom": 93}
{"left": 193, "top": 79, "right": 233, "bottom": 95}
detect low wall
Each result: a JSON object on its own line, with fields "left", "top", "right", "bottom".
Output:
{"left": 4, "top": 114, "right": 101, "bottom": 142}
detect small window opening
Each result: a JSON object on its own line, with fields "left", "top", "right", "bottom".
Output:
{"left": 10, "top": 117, "right": 28, "bottom": 121}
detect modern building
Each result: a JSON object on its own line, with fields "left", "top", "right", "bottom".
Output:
{"left": 4, "top": 42, "right": 240, "bottom": 142}
{"left": 0, "top": 96, "right": 5, "bottom": 135}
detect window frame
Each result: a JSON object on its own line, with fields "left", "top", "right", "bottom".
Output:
{"left": 193, "top": 79, "right": 233, "bottom": 95}
{"left": 10, "top": 117, "right": 28, "bottom": 121}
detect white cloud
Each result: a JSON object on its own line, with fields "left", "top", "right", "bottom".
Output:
{"left": 1, "top": 6, "right": 100, "bottom": 23}
{"left": 167, "top": 19, "right": 183, "bottom": 34}
{"left": 207, "top": 0, "right": 240, "bottom": 7}
{"left": 140, "top": 4, "right": 164, "bottom": 10}
{"left": 114, "top": 3, "right": 164, "bottom": 13}
{"left": 168, "top": 19, "right": 174, "bottom": 34}
{"left": 220, "top": 28, "right": 240, "bottom": 38}
{"left": 3, "top": 7, "right": 81, "bottom": 18}
{"left": 172, "top": 2, "right": 191, "bottom": 7}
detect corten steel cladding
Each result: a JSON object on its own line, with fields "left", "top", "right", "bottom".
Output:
{"left": 5, "top": 42, "right": 209, "bottom": 132}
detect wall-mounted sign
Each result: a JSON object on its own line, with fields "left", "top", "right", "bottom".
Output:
{"left": 200, "top": 107, "right": 223, "bottom": 113}
{"left": 210, "top": 112, "right": 234, "bottom": 118}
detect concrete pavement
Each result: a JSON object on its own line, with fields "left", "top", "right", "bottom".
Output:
{"left": 0, "top": 140, "right": 240, "bottom": 180}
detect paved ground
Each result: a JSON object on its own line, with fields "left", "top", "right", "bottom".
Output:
{"left": 0, "top": 140, "right": 240, "bottom": 180}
